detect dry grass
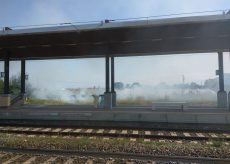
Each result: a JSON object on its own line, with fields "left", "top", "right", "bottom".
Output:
{"left": 26, "top": 97, "right": 216, "bottom": 106}
{"left": 25, "top": 98, "right": 70, "bottom": 105}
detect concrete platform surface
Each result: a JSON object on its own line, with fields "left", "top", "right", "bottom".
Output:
{"left": 0, "top": 105, "right": 229, "bottom": 125}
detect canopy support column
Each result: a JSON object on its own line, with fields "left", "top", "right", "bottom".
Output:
{"left": 111, "top": 56, "right": 116, "bottom": 107}
{"left": 0, "top": 52, "right": 11, "bottom": 107}
{"left": 18, "top": 59, "right": 27, "bottom": 106}
{"left": 104, "top": 55, "right": 112, "bottom": 109}
{"left": 217, "top": 52, "right": 227, "bottom": 108}
{"left": 4, "top": 56, "right": 10, "bottom": 95}
{"left": 21, "top": 59, "right": 26, "bottom": 95}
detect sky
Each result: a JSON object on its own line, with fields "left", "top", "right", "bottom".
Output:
{"left": 1, "top": 0, "right": 230, "bottom": 91}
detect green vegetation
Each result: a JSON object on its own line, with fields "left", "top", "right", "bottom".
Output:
{"left": 9, "top": 76, "right": 21, "bottom": 95}
{"left": 208, "top": 139, "right": 225, "bottom": 148}
{"left": 0, "top": 77, "right": 20, "bottom": 95}
{"left": 0, "top": 75, "right": 34, "bottom": 98}
{"left": 0, "top": 80, "right": 3, "bottom": 94}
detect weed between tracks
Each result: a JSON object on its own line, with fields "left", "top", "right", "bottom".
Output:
{"left": 208, "top": 139, "right": 225, "bottom": 148}
{"left": 0, "top": 133, "right": 229, "bottom": 159}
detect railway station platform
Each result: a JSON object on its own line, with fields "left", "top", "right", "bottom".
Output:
{"left": 0, "top": 13, "right": 230, "bottom": 131}
{"left": 0, "top": 105, "right": 229, "bottom": 131}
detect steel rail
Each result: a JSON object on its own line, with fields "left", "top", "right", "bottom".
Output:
{"left": 0, "top": 147, "right": 229, "bottom": 163}
{"left": 0, "top": 127, "right": 229, "bottom": 141}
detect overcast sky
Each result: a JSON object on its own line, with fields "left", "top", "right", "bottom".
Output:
{"left": 1, "top": 0, "right": 230, "bottom": 90}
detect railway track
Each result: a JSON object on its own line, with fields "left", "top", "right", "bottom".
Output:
{"left": 0, "top": 126, "right": 230, "bottom": 141}
{"left": 0, "top": 126, "right": 229, "bottom": 163}
{"left": 0, "top": 147, "right": 229, "bottom": 164}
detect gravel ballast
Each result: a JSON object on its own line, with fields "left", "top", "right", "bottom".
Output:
{"left": 0, "top": 134, "right": 229, "bottom": 159}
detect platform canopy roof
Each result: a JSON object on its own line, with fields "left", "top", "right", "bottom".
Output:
{"left": 0, "top": 14, "right": 230, "bottom": 60}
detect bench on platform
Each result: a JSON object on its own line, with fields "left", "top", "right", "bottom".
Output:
{"left": 152, "top": 102, "right": 188, "bottom": 111}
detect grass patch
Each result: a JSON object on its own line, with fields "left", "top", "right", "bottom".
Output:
{"left": 209, "top": 139, "right": 224, "bottom": 148}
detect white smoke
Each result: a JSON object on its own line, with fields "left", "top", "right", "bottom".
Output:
{"left": 116, "top": 85, "right": 216, "bottom": 104}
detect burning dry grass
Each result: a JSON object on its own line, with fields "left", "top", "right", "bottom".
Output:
{"left": 25, "top": 98, "right": 70, "bottom": 105}
{"left": 26, "top": 97, "right": 216, "bottom": 106}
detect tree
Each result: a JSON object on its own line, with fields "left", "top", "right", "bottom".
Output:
{"left": 0, "top": 79, "right": 3, "bottom": 94}
{"left": 115, "top": 82, "right": 124, "bottom": 90}
{"left": 131, "top": 82, "right": 141, "bottom": 88}
{"left": 190, "top": 82, "right": 201, "bottom": 90}
{"left": 0, "top": 75, "right": 35, "bottom": 97}
{"left": 10, "top": 75, "right": 21, "bottom": 95}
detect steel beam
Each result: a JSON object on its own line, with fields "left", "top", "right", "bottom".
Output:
{"left": 1, "top": 18, "right": 230, "bottom": 60}
{"left": 3, "top": 36, "right": 230, "bottom": 60}
{"left": 1, "top": 20, "right": 230, "bottom": 49}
